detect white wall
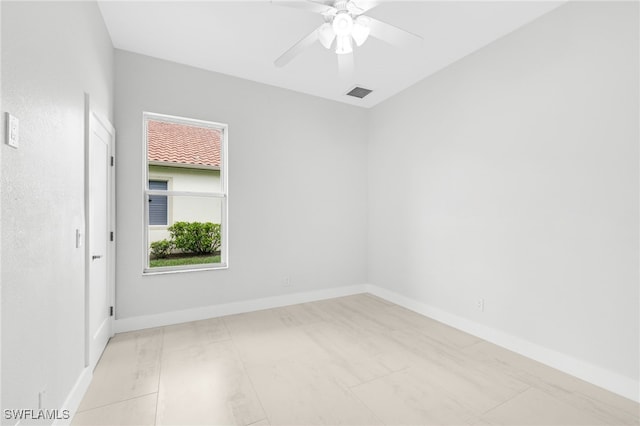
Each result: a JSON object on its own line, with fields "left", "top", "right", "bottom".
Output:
{"left": 368, "top": 1, "right": 638, "bottom": 397}
{"left": 0, "top": 1, "right": 3, "bottom": 411}
{"left": 115, "top": 50, "right": 368, "bottom": 319}
{"left": 1, "top": 1, "right": 113, "bottom": 420}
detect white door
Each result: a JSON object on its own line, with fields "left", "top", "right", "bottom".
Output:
{"left": 87, "top": 110, "right": 115, "bottom": 370}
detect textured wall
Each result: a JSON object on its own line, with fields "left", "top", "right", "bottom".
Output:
{"left": 1, "top": 1, "right": 114, "bottom": 418}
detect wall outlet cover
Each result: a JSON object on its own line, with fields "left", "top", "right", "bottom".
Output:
{"left": 6, "top": 112, "right": 19, "bottom": 148}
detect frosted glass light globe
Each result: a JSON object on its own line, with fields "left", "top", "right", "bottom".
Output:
{"left": 332, "top": 12, "right": 354, "bottom": 37}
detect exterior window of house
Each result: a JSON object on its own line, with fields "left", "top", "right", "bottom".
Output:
{"left": 144, "top": 112, "right": 228, "bottom": 273}
{"left": 148, "top": 180, "right": 168, "bottom": 226}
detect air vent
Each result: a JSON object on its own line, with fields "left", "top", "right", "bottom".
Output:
{"left": 346, "top": 86, "right": 373, "bottom": 99}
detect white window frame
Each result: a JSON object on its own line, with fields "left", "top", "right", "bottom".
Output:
{"left": 142, "top": 112, "right": 229, "bottom": 274}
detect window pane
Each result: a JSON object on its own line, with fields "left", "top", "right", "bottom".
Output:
{"left": 148, "top": 180, "right": 168, "bottom": 225}
{"left": 148, "top": 195, "right": 224, "bottom": 269}
{"left": 144, "top": 113, "right": 227, "bottom": 273}
{"left": 147, "top": 119, "right": 222, "bottom": 181}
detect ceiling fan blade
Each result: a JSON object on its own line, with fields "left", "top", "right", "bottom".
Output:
{"left": 368, "top": 17, "right": 423, "bottom": 50}
{"left": 274, "top": 28, "right": 320, "bottom": 67}
{"left": 348, "top": 1, "right": 380, "bottom": 14}
{"left": 271, "top": 1, "right": 336, "bottom": 15}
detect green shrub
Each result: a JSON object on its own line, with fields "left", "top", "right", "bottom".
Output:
{"left": 150, "top": 239, "right": 173, "bottom": 259}
{"left": 168, "top": 221, "right": 221, "bottom": 255}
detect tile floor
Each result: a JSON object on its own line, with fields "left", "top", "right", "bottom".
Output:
{"left": 73, "top": 294, "right": 639, "bottom": 426}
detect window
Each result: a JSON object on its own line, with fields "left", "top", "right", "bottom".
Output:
{"left": 148, "top": 180, "right": 168, "bottom": 226}
{"left": 143, "top": 112, "right": 228, "bottom": 273}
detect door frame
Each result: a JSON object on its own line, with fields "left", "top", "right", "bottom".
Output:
{"left": 84, "top": 94, "right": 116, "bottom": 369}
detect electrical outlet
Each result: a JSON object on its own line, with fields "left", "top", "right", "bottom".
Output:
{"left": 476, "top": 298, "right": 485, "bottom": 312}
{"left": 38, "top": 387, "right": 47, "bottom": 409}
{"left": 282, "top": 276, "right": 292, "bottom": 288}
{"left": 6, "top": 113, "right": 19, "bottom": 148}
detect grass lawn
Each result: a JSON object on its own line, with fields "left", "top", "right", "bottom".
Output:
{"left": 150, "top": 254, "right": 221, "bottom": 268}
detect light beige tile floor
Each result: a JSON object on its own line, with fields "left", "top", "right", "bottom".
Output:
{"left": 73, "top": 294, "right": 640, "bottom": 426}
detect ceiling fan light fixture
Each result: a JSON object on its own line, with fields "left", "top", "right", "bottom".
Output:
{"left": 272, "top": 0, "right": 423, "bottom": 67}
{"left": 335, "top": 35, "right": 353, "bottom": 54}
{"left": 318, "top": 22, "right": 336, "bottom": 49}
{"left": 352, "top": 15, "right": 371, "bottom": 46}
{"left": 332, "top": 12, "right": 354, "bottom": 37}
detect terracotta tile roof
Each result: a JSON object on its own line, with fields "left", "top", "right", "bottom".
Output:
{"left": 148, "top": 120, "right": 221, "bottom": 168}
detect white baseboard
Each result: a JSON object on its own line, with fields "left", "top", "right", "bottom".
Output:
{"left": 53, "top": 366, "right": 93, "bottom": 426}
{"left": 110, "top": 282, "right": 637, "bottom": 402}
{"left": 56, "top": 285, "right": 365, "bottom": 425}
{"left": 365, "top": 284, "right": 640, "bottom": 403}
{"left": 114, "top": 284, "right": 369, "bottom": 333}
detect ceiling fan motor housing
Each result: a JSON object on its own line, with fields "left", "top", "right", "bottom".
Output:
{"left": 334, "top": 1, "right": 350, "bottom": 13}
{"left": 333, "top": 12, "right": 354, "bottom": 36}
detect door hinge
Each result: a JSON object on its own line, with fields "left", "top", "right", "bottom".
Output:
{"left": 110, "top": 231, "right": 114, "bottom": 242}
{"left": 109, "top": 306, "right": 114, "bottom": 317}
{"left": 110, "top": 156, "right": 114, "bottom": 167}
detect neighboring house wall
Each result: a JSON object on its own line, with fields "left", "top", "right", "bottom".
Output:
{"left": 1, "top": 0, "right": 114, "bottom": 417}
{"left": 148, "top": 164, "right": 222, "bottom": 243}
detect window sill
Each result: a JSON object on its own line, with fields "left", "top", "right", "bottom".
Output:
{"left": 143, "top": 263, "right": 228, "bottom": 275}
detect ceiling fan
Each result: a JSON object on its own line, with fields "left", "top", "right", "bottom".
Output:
{"left": 273, "top": 0, "right": 423, "bottom": 67}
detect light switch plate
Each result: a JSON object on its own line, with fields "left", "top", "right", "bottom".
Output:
{"left": 6, "top": 113, "right": 19, "bottom": 148}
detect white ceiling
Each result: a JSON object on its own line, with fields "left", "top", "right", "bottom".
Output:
{"left": 98, "top": 1, "right": 563, "bottom": 108}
